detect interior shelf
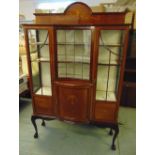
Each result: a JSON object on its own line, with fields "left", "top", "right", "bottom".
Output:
{"left": 29, "top": 42, "right": 49, "bottom": 45}
{"left": 58, "top": 56, "right": 121, "bottom": 65}
{"left": 58, "top": 61, "right": 121, "bottom": 66}
{"left": 96, "top": 90, "right": 116, "bottom": 101}
{"left": 58, "top": 61, "right": 89, "bottom": 65}
{"left": 98, "top": 59, "right": 121, "bottom": 65}
{"left": 58, "top": 56, "right": 90, "bottom": 62}
{"left": 99, "top": 44, "right": 124, "bottom": 47}
{"left": 98, "top": 63, "right": 120, "bottom": 66}
{"left": 57, "top": 43, "right": 123, "bottom": 47}
{"left": 58, "top": 74, "right": 89, "bottom": 79}
{"left": 35, "top": 87, "right": 52, "bottom": 96}
{"left": 31, "top": 57, "right": 50, "bottom": 62}
{"left": 57, "top": 42, "right": 90, "bottom": 45}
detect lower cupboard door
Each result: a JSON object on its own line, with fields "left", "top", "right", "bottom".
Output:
{"left": 33, "top": 95, "right": 54, "bottom": 115}
{"left": 94, "top": 102, "right": 117, "bottom": 123}
{"left": 56, "top": 86, "right": 91, "bottom": 122}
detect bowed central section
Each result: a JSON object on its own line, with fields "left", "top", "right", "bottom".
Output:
{"left": 54, "top": 80, "right": 93, "bottom": 122}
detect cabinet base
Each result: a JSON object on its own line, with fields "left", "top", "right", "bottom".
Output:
{"left": 31, "top": 115, "right": 119, "bottom": 150}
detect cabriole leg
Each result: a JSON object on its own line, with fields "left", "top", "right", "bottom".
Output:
{"left": 31, "top": 116, "right": 38, "bottom": 138}
{"left": 111, "top": 125, "right": 119, "bottom": 150}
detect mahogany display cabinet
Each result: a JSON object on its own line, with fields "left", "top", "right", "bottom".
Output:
{"left": 23, "top": 2, "right": 129, "bottom": 150}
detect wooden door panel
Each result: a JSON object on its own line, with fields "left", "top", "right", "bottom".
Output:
{"left": 34, "top": 95, "right": 55, "bottom": 116}
{"left": 94, "top": 102, "right": 117, "bottom": 123}
{"left": 56, "top": 85, "right": 90, "bottom": 122}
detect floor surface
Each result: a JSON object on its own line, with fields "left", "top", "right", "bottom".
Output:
{"left": 19, "top": 100, "right": 136, "bottom": 155}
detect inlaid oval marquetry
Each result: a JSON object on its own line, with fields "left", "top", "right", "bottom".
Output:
{"left": 64, "top": 2, "right": 92, "bottom": 16}
{"left": 56, "top": 84, "right": 90, "bottom": 122}
{"left": 67, "top": 95, "right": 78, "bottom": 106}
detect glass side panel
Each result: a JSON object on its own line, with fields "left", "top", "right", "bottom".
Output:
{"left": 56, "top": 29, "right": 91, "bottom": 80}
{"left": 96, "top": 30, "right": 125, "bottom": 101}
{"left": 99, "top": 30, "right": 125, "bottom": 45}
{"left": 28, "top": 29, "right": 52, "bottom": 96}
{"left": 98, "top": 46, "right": 123, "bottom": 65}
{"left": 96, "top": 65, "right": 108, "bottom": 100}
{"left": 31, "top": 61, "right": 40, "bottom": 92}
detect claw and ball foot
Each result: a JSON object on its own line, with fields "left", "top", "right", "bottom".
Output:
{"left": 111, "top": 125, "right": 119, "bottom": 151}
{"left": 41, "top": 120, "right": 46, "bottom": 126}
{"left": 31, "top": 115, "right": 55, "bottom": 139}
{"left": 34, "top": 132, "right": 38, "bottom": 138}
{"left": 31, "top": 116, "right": 39, "bottom": 139}
{"left": 109, "top": 128, "right": 113, "bottom": 135}
{"left": 111, "top": 144, "right": 116, "bottom": 150}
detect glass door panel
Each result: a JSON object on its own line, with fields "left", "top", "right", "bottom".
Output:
{"left": 98, "top": 46, "right": 123, "bottom": 65}
{"left": 96, "top": 30, "right": 125, "bottom": 101}
{"left": 28, "top": 29, "right": 52, "bottom": 96}
{"left": 56, "top": 29, "right": 91, "bottom": 80}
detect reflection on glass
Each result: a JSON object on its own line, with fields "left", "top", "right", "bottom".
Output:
{"left": 96, "top": 30, "right": 124, "bottom": 101}
{"left": 31, "top": 61, "right": 40, "bottom": 92}
{"left": 98, "top": 30, "right": 124, "bottom": 65}
{"left": 99, "top": 30, "right": 124, "bottom": 45}
{"left": 98, "top": 46, "right": 123, "bottom": 64}
{"left": 28, "top": 29, "right": 52, "bottom": 96}
{"left": 57, "top": 29, "right": 91, "bottom": 80}
{"left": 28, "top": 30, "right": 49, "bottom": 61}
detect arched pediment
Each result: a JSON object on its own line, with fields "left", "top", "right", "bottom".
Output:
{"left": 64, "top": 2, "right": 92, "bottom": 16}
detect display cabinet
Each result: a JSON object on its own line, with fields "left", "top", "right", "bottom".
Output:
{"left": 23, "top": 2, "right": 129, "bottom": 150}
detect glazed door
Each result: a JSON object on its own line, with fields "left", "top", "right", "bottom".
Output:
{"left": 95, "top": 27, "right": 128, "bottom": 102}
{"left": 56, "top": 27, "right": 92, "bottom": 80}
{"left": 54, "top": 27, "right": 93, "bottom": 122}
{"left": 27, "top": 29, "right": 52, "bottom": 96}
{"left": 25, "top": 28, "right": 54, "bottom": 115}
{"left": 93, "top": 26, "right": 129, "bottom": 122}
